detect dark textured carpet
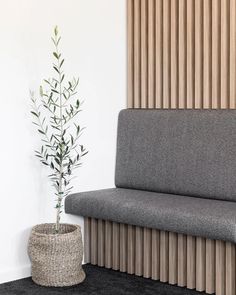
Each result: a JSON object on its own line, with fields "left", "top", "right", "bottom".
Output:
{"left": 0, "top": 264, "right": 206, "bottom": 295}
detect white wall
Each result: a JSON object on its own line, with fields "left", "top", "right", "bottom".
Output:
{"left": 0, "top": 0, "right": 126, "bottom": 283}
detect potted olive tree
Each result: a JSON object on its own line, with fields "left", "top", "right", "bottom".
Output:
{"left": 28, "top": 27, "right": 87, "bottom": 287}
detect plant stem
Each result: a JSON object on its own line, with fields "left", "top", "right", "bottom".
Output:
{"left": 55, "top": 33, "right": 63, "bottom": 234}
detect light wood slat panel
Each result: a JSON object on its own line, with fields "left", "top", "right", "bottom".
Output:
{"left": 163, "top": 0, "right": 170, "bottom": 108}
{"left": 230, "top": 0, "right": 236, "bottom": 109}
{"left": 134, "top": 0, "right": 141, "bottom": 108}
{"left": 226, "top": 242, "right": 235, "bottom": 295}
{"left": 212, "top": 0, "right": 220, "bottom": 109}
{"left": 85, "top": 219, "right": 236, "bottom": 295}
{"left": 187, "top": 235, "right": 196, "bottom": 289}
{"left": 148, "top": 0, "right": 155, "bottom": 108}
{"left": 135, "top": 226, "right": 143, "bottom": 276}
{"left": 195, "top": 0, "right": 203, "bottom": 109}
{"left": 186, "top": 0, "right": 194, "bottom": 109}
{"left": 196, "top": 237, "right": 206, "bottom": 292}
{"left": 221, "top": 0, "right": 229, "bottom": 109}
{"left": 105, "top": 220, "right": 112, "bottom": 268}
{"left": 178, "top": 0, "right": 186, "bottom": 109}
{"left": 151, "top": 229, "right": 160, "bottom": 280}
{"left": 206, "top": 239, "right": 215, "bottom": 294}
{"left": 203, "top": 0, "right": 212, "bottom": 109}
{"left": 216, "top": 240, "right": 226, "bottom": 295}
{"left": 119, "top": 223, "right": 127, "bottom": 272}
{"left": 97, "top": 219, "right": 105, "bottom": 267}
{"left": 177, "top": 233, "right": 187, "bottom": 287}
{"left": 91, "top": 218, "right": 98, "bottom": 265}
{"left": 127, "top": 0, "right": 236, "bottom": 111}
{"left": 160, "top": 231, "right": 169, "bottom": 282}
{"left": 141, "top": 0, "right": 147, "bottom": 108}
{"left": 84, "top": 217, "right": 91, "bottom": 263}
{"left": 143, "top": 228, "right": 152, "bottom": 278}
{"left": 112, "top": 222, "right": 120, "bottom": 270}
{"left": 127, "top": 225, "right": 135, "bottom": 274}
{"left": 168, "top": 232, "right": 177, "bottom": 285}
{"left": 127, "top": 0, "right": 134, "bottom": 108}
{"left": 155, "top": 0, "right": 163, "bottom": 108}
{"left": 170, "top": 0, "right": 178, "bottom": 109}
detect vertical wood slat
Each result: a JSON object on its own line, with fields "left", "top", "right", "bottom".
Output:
{"left": 187, "top": 235, "right": 196, "bottom": 289}
{"left": 143, "top": 228, "right": 152, "bottom": 278}
{"left": 84, "top": 217, "right": 91, "bottom": 263}
{"left": 127, "top": 0, "right": 134, "bottom": 108}
{"left": 97, "top": 219, "right": 105, "bottom": 267}
{"left": 168, "top": 232, "right": 177, "bottom": 284}
{"left": 177, "top": 233, "right": 187, "bottom": 287}
{"left": 141, "top": 0, "right": 147, "bottom": 108}
{"left": 206, "top": 239, "right": 215, "bottom": 294}
{"left": 196, "top": 237, "right": 206, "bottom": 292}
{"left": 134, "top": 0, "right": 141, "bottom": 108}
{"left": 163, "top": 0, "right": 170, "bottom": 108}
{"left": 151, "top": 229, "right": 160, "bottom": 280}
{"left": 216, "top": 240, "right": 226, "bottom": 295}
{"left": 170, "top": 0, "right": 178, "bottom": 109}
{"left": 105, "top": 220, "right": 112, "bottom": 268}
{"left": 91, "top": 218, "right": 98, "bottom": 265}
{"left": 160, "top": 231, "right": 169, "bottom": 282}
{"left": 229, "top": 0, "right": 236, "bottom": 109}
{"left": 148, "top": 0, "right": 155, "bottom": 108}
{"left": 112, "top": 222, "right": 120, "bottom": 270}
{"left": 127, "top": 225, "right": 135, "bottom": 274}
{"left": 119, "top": 223, "right": 127, "bottom": 272}
{"left": 155, "top": 0, "right": 163, "bottom": 108}
{"left": 226, "top": 242, "right": 235, "bottom": 295}
{"left": 212, "top": 0, "right": 220, "bottom": 109}
{"left": 186, "top": 0, "right": 194, "bottom": 109}
{"left": 194, "top": 0, "right": 203, "bottom": 109}
{"left": 203, "top": 0, "right": 211, "bottom": 109}
{"left": 178, "top": 0, "right": 186, "bottom": 109}
{"left": 135, "top": 226, "right": 143, "bottom": 276}
{"left": 221, "top": 0, "right": 229, "bottom": 109}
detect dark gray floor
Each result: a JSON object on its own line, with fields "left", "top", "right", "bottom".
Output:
{"left": 0, "top": 264, "right": 206, "bottom": 295}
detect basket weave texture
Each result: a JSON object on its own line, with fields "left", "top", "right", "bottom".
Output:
{"left": 28, "top": 223, "right": 85, "bottom": 287}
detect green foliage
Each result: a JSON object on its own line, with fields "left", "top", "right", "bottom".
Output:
{"left": 31, "top": 26, "right": 87, "bottom": 233}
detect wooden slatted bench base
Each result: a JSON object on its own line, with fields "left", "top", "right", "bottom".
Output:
{"left": 84, "top": 217, "right": 236, "bottom": 295}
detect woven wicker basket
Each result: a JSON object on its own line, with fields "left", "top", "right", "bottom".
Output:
{"left": 28, "top": 223, "right": 85, "bottom": 287}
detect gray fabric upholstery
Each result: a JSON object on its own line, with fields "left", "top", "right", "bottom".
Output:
{"left": 65, "top": 110, "right": 236, "bottom": 242}
{"left": 115, "top": 109, "right": 236, "bottom": 202}
{"left": 65, "top": 188, "right": 236, "bottom": 243}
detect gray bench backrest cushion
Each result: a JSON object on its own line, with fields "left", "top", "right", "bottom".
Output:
{"left": 115, "top": 109, "right": 236, "bottom": 202}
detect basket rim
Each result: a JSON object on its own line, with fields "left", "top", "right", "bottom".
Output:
{"left": 31, "top": 223, "right": 81, "bottom": 237}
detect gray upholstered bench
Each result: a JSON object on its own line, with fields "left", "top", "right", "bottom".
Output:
{"left": 65, "top": 110, "right": 236, "bottom": 295}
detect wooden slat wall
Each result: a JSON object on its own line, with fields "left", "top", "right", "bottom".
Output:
{"left": 127, "top": 0, "right": 236, "bottom": 109}
{"left": 85, "top": 217, "right": 236, "bottom": 295}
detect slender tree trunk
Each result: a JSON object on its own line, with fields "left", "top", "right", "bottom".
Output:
{"left": 56, "top": 206, "right": 60, "bottom": 233}
{"left": 55, "top": 32, "right": 63, "bottom": 234}
{"left": 55, "top": 175, "right": 62, "bottom": 233}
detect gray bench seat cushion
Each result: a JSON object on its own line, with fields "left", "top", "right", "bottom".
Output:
{"left": 65, "top": 188, "right": 236, "bottom": 243}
